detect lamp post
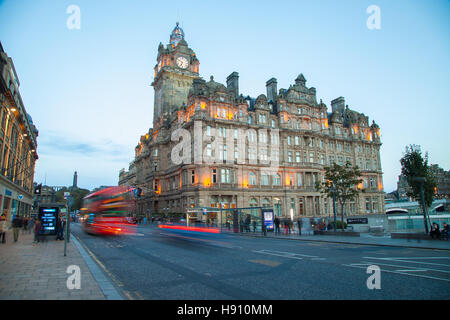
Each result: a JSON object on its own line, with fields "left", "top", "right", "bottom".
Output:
{"left": 412, "top": 177, "right": 429, "bottom": 234}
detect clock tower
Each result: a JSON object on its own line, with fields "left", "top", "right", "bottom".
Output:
{"left": 152, "top": 23, "right": 200, "bottom": 129}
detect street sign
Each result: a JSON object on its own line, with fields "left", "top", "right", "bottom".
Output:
{"left": 347, "top": 218, "right": 368, "bottom": 224}
{"left": 18, "top": 194, "right": 23, "bottom": 200}
{"left": 68, "top": 196, "right": 74, "bottom": 207}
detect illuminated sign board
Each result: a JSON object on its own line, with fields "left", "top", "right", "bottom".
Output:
{"left": 261, "top": 208, "right": 274, "bottom": 231}
{"left": 38, "top": 206, "right": 60, "bottom": 235}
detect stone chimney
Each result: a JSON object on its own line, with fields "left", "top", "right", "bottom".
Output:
{"left": 226, "top": 72, "right": 239, "bottom": 98}
{"left": 266, "top": 78, "right": 277, "bottom": 103}
{"left": 331, "top": 96, "right": 345, "bottom": 115}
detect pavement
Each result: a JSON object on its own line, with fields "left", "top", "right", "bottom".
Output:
{"left": 0, "top": 224, "right": 448, "bottom": 300}
{"left": 0, "top": 228, "right": 122, "bottom": 300}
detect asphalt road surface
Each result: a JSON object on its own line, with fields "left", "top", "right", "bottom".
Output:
{"left": 71, "top": 223, "right": 450, "bottom": 300}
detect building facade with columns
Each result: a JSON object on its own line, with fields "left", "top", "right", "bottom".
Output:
{"left": 120, "top": 24, "right": 384, "bottom": 221}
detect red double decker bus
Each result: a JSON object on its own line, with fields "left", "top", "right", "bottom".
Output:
{"left": 81, "top": 186, "right": 136, "bottom": 236}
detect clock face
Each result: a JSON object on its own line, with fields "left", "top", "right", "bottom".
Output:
{"left": 176, "top": 56, "right": 189, "bottom": 69}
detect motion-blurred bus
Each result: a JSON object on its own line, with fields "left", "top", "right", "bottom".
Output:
{"left": 81, "top": 186, "right": 136, "bottom": 236}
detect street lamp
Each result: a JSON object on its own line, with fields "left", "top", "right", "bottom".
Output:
{"left": 412, "top": 176, "right": 429, "bottom": 234}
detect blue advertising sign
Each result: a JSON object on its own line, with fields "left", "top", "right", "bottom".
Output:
{"left": 38, "top": 206, "right": 59, "bottom": 235}
{"left": 261, "top": 208, "right": 274, "bottom": 231}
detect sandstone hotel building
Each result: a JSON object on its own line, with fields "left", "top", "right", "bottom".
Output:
{"left": 119, "top": 23, "right": 384, "bottom": 222}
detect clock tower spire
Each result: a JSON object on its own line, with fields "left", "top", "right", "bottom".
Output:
{"left": 151, "top": 23, "right": 200, "bottom": 129}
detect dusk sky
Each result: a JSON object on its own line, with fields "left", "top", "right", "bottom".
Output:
{"left": 0, "top": 0, "right": 448, "bottom": 192}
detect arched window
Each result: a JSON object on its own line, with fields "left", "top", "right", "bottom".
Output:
{"left": 249, "top": 198, "right": 258, "bottom": 207}
{"left": 262, "top": 198, "right": 271, "bottom": 207}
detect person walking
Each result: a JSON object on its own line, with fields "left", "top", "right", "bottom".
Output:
{"left": 34, "top": 218, "right": 42, "bottom": 243}
{"left": 12, "top": 215, "right": 23, "bottom": 242}
{"left": 22, "top": 217, "right": 28, "bottom": 234}
{"left": 430, "top": 222, "right": 441, "bottom": 239}
{"left": 274, "top": 216, "right": 280, "bottom": 235}
{"left": 252, "top": 220, "right": 257, "bottom": 233}
{"left": 27, "top": 218, "right": 34, "bottom": 234}
{"left": 440, "top": 222, "right": 448, "bottom": 241}
{"left": 245, "top": 215, "right": 251, "bottom": 232}
{"left": 297, "top": 219, "right": 302, "bottom": 236}
{"left": 56, "top": 216, "right": 65, "bottom": 240}
{"left": 0, "top": 215, "right": 7, "bottom": 243}
{"left": 287, "top": 219, "right": 293, "bottom": 235}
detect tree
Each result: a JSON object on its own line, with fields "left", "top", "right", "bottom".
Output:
{"left": 55, "top": 187, "right": 90, "bottom": 211}
{"left": 400, "top": 145, "right": 436, "bottom": 232}
{"left": 316, "top": 161, "right": 363, "bottom": 231}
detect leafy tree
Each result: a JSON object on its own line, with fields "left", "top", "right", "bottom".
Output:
{"left": 316, "top": 161, "right": 363, "bottom": 231}
{"left": 55, "top": 187, "right": 90, "bottom": 211}
{"left": 400, "top": 144, "right": 436, "bottom": 209}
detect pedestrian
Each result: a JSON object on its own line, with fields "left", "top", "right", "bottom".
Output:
{"left": 0, "top": 215, "right": 7, "bottom": 243}
{"left": 430, "top": 222, "right": 441, "bottom": 239}
{"left": 12, "top": 215, "right": 23, "bottom": 242}
{"left": 287, "top": 219, "right": 293, "bottom": 234}
{"left": 34, "top": 218, "right": 42, "bottom": 243}
{"left": 245, "top": 215, "right": 251, "bottom": 232}
{"left": 274, "top": 216, "right": 280, "bottom": 234}
{"left": 56, "top": 216, "right": 65, "bottom": 240}
{"left": 297, "top": 219, "right": 302, "bottom": 236}
{"left": 252, "top": 220, "right": 256, "bottom": 233}
{"left": 22, "top": 217, "right": 28, "bottom": 233}
{"left": 27, "top": 218, "right": 34, "bottom": 234}
{"left": 441, "top": 222, "right": 449, "bottom": 240}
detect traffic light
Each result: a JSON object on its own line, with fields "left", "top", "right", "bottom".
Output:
{"left": 137, "top": 188, "right": 142, "bottom": 198}
{"left": 34, "top": 183, "right": 42, "bottom": 195}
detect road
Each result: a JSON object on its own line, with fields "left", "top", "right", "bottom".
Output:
{"left": 71, "top": 222, "right": 450, "bottom": 300}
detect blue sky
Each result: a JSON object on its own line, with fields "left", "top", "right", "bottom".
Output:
{"left": 0, "top": 0, "right": 448, "bottom": 191}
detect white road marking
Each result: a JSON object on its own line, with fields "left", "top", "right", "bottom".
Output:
{"left": 360, "top": 261, "right": 450, "bottom": 274}
{"left": 343, "top": 263, "right": 450, "bottom": 283}
{"left": 395, "top": 269, "right": 428, "bottom": 272}
{"left": 363, "top": 256, "right": 450, "bottom": 268}
{"left": 253, "top": 249, "right": 321, "bottom": 260}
